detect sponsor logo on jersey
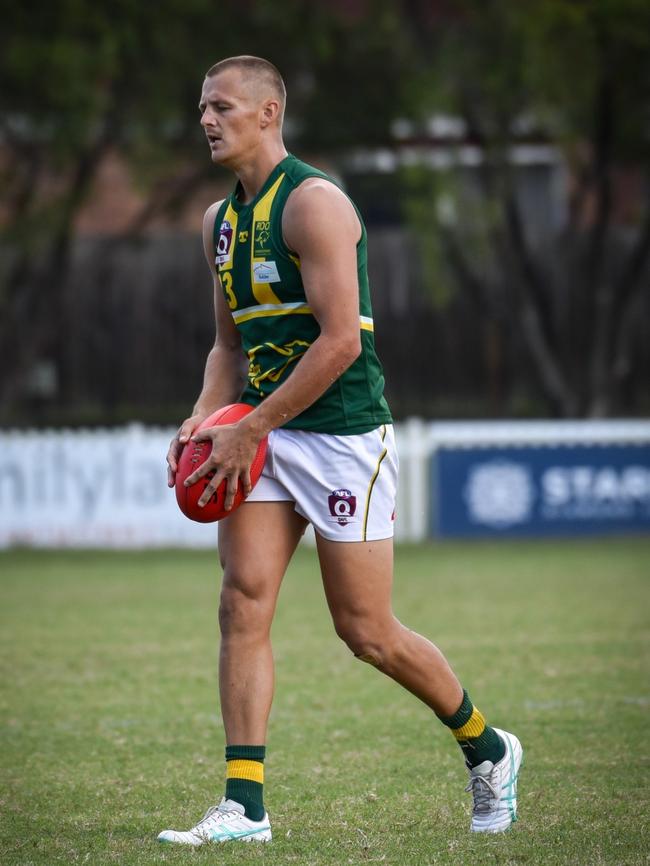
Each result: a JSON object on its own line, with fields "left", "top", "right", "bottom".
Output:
{"left": 254, "top": 220, "right": 272, "bottom": 256}
{"left": 253, "top": 260, "right": 281, "bottom": 283}
{"left": 328, "top": 489, "right": 357, "bottom": 525}
{"left": 247, "top": 339, "right": 311, "bottom": 390}
{"left": 216, "top": 220, "right": 233, "bottom": 265}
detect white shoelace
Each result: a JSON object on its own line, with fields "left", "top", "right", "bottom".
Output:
{"left": 465, "top": 773, "right": 499, "bottom": 814}
{"left": 196, "top": 803, "right": 242, "bottom": 836}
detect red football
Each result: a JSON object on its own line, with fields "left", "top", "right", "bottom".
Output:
{"left": 175, "top": 403, "right": 268, "bottom": 523}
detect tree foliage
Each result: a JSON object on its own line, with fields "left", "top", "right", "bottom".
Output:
{"left": 0, "top": 0, "right": 409, "bottom": 418}
{"left": 1, "top": 0, "right": 648, "bottom": 420}
{"left": 398, "top": 0, "right": 650, "bottom": 416}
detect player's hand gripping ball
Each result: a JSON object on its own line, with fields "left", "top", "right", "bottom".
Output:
{"left": 175, "top": 403, "right": 268, "bottom": 523}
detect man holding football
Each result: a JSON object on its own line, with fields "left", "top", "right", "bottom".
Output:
{"left": 161, "top": 55, "right": 522, "bottom": 846}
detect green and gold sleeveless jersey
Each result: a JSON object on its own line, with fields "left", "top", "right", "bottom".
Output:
{"left": 213, "top": 154, "right": 392, "bottom": 434}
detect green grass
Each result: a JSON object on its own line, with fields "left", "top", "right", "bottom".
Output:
{"left": 1, "top": 539, "right": 649, "bottom": 865}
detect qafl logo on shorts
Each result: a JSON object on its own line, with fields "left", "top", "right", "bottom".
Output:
{"left": 328, "top": 489, "right": 357, "bottom": 525}
{"left": 465, "top": 461, "right": 534, "bottom": 528}
{"left": 215, "top": 220, "right": 233, "bottom": 265}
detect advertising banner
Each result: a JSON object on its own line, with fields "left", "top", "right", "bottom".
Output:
{"left": 432, "top": 445, "right": 650, "bottom": 537}
{"left": 0, "top": 426, "right": 218, "bottom": 548}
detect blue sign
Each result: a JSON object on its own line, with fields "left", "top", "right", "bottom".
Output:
{"left": 432, "top": 445, "right": 650, "bottom": 537}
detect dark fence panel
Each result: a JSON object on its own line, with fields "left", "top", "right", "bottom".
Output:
{"left": 3, "top": 228, "right": 649, "bottom": 426}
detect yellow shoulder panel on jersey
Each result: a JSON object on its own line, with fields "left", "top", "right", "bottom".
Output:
{"left": 251, "top": 174, "right": 285, "bottom": 306}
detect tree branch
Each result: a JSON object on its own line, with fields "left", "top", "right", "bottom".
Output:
{"left": 608, "top": 201, "right": 650, "bottom": 402}
{"left": 0, "top": 126, "right": 116, "bottom": 413}
{"left": 503, "top": 193, "right": 578, "bottom": 416}
{"left": 438, "top": 224, "right": 493, "bottom": 316}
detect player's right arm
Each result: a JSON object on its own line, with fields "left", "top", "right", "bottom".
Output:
{"left": 166, "top": 201, "right": 248, "bottom": 487}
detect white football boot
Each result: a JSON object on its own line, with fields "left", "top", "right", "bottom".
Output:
{"left": 157, "top": 797, "right": 271, "bottom": 845}
{"left": 465, "top": 728, "right": 523, "bottom": 833}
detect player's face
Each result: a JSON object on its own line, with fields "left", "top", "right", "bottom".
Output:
{"left": 199, "top": 70, "right": 263, "bottom": 167}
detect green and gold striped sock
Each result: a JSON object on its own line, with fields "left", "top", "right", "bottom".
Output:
{"left": 224, "top": 744, "right": 265, "bottom": 821}
{"left": 438, "top": 690, "right": 506, "bottom": 768}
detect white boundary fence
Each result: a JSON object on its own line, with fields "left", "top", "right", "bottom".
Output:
{"left": 1, "top": 420, "right": 649, "bottom": 548}
{"left": 396, "top": 419, "right": 650, "bottom": 540}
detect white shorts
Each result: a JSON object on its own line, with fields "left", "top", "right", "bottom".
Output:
{"left": 246, "top": 424, "right": 398, "bottom": 542}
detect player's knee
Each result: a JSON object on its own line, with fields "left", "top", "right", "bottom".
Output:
{"left": 218, "top": 583, "right": 270, "bottom": 638}
{"left": 334, "top": 616, "right": 385, "bottom": 664}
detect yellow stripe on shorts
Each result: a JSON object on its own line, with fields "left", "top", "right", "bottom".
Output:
{"left": 226, "top": 759, "right": 264, "bottom": 784}
{"left": 451, "top": 707, "right": 486, "bottom": 741}
{"left": 362, "top": 425, "right": 388, "bottom": 542}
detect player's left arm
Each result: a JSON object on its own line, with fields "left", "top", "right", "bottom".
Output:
{"left": 190, "top": 179, "right": 363, "bottom": 507}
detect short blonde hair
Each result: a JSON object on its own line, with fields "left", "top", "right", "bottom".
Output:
{"left": 206, "top": 55, "right": 286, "bottom": 116}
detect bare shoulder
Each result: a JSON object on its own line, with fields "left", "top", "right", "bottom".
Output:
{"left": 203, "top": 199, "right": 225, "bottom": 235}
{"left": 283, "top": 178, "right": 361, "bottom": 252}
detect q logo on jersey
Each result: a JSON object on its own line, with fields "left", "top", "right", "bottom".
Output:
{"left": 216, "top": 220, "right": 233, "bottom": 265}
{"left": 328, "top": 489, "right": 357, "bottom": 526}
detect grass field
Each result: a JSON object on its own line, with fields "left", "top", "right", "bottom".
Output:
{"left": 1, "top": 539, "right": 649, "bottom": 866}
